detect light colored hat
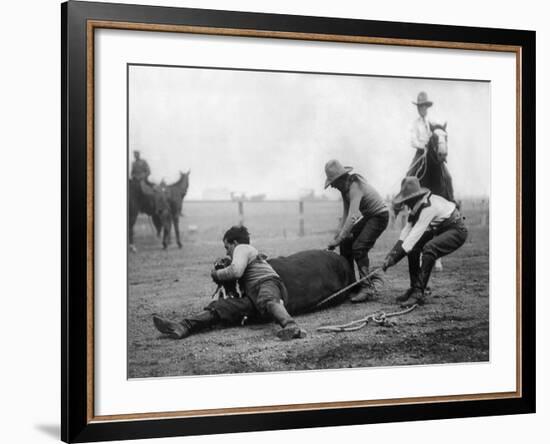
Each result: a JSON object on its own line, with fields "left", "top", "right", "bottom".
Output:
{"left": 324, "top": 159, "right": 352, "bottom": 189}
{"left": 393, "top": 177, "right": 430, "bottom": 205}
{"left": 412, "top": 91, "right": 433, "bottom": 107}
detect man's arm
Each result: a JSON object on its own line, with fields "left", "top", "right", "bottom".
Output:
{"left": 334, "top": 183, "right": 362, "bottom": 243}
{"left": 410, "top": 119, "right": 429, "bottom": 150}
{"left": 401, "top": 206, "right": 437, "bottom": 252}
{"left": 213, "top": 246, "right": 250, "bottom": 281}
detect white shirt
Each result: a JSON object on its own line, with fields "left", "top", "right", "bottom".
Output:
{"left": 399, "top": 194, "right": 456, "bottom": 252}
{"left": 410, "top": 116, "right": 432, "bottom": 150}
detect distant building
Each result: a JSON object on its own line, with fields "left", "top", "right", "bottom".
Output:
{"left": 230, "top": 192, "right": 247, "bottom": 201}
{"left": 202, "top": 188, "right": 232, "bottom": 200}
{"left": 249, "top": 194, "right": 266, "bottom": 202}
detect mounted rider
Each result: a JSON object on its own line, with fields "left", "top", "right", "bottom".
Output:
{"left": 325, "top": 159, "right": 389, "bottom": 303}
{"left": 408, "top": 91, "right": 434, "bottom": 176}
{"left": 382, "top": 177, "right": 468, "bottom": 307}
{"left": 130, "top": 150, "right": 151, "bottom": 182}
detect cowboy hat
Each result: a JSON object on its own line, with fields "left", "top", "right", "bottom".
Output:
{"left": 412, "top": 91, "right": 433, "bottom": 107}
{"left": 324, "top": 159, "right": 353, "bottom": 189}
{"left": 393, "top": 176, "right": 430, "bottom": 205}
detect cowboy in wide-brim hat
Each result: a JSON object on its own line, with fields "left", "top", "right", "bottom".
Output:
{"left": 383, "top": 177, "right": 467, "bottom": 308}
{"left": 324, "top": 159, "right": 353, "bottom": 189}
{"left": 392, "top": 176, "right": 430, "bottom": 205}
{"left": 412, "top": 91, "right": 433, "bottom": 107}
{"left": 324, "top": 159, "right": 389, "bottom": 303}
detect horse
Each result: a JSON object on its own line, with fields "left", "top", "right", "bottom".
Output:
{"left": 407, "top": 122, "right": 455, "bottom": 203}
{"left": 128, "top": 179, "right": 163, "bottom": 252}
{"left": 128, "top": 170, "right": 190, "bottom": 251}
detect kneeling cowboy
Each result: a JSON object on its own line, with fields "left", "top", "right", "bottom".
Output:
{"left": 382, "top": 177, "right": 468, "bottom": 306}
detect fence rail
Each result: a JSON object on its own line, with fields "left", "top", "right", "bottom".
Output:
{"left": 134, "top": 198, "right": 489, "bottom": 241}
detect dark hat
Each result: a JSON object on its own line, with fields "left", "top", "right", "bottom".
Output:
{"left": 324, "top": 159, "right": 353, "bottom": 189}
{"left": 412, "top": 91, "right": 433, "bottom": 107}
{"left": 393, "top": 176, "right": 430, "bottom": 205}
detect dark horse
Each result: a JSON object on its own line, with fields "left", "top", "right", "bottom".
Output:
{"left": 129, "top": 171, "right": 190, "bottom": 251}
{"left": 406, "top": 122, "right": 455, "bottom": 203}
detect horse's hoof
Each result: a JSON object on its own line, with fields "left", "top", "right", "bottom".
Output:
{"left": 177, "top": 243, "right": 182, "bottom": 249}
{"left": 162, "top": 244, "right": 167, "bottom": 250}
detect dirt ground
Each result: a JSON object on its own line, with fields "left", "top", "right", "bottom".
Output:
{"left": 128, "top": 202, "right": 489, "bottom": 378}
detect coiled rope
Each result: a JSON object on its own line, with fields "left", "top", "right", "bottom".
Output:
{"left": 407, "top": 148, "right": 428, "bottom": 181}
{"left": 317, "top": 304, "right": 418, "bottom": 333}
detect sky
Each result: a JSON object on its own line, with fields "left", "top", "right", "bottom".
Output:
{"left": 129, "top": 65, "right": 491, "bottom": 200}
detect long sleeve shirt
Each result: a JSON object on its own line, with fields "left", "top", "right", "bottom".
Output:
{"left": 131, "top": 159, "right": 151, "bottom": 180}
{"left": 399, "top": 194, "right": 456, "bottom": 252}
{"left": 214, "top": 244, "right": 278, "bottom": 293}
{"left": 410, "top": 116, "right": 432, "bottom": 150}
{"left": 336, "top": 176, "right": 387, "bottom": 242}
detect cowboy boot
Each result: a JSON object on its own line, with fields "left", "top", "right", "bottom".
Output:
{"left": 401, "top": 254, "right": 436, "bottom": 307}
{"left": 152, "top": 310, "right": 218, "bottom": 339}
{"left": 350, "top": 257, "right": 375, "bottom": 303}
{"left": 266, "top": 301, "right": 306, "bottom": 341}
{"left": 396, "top": 250, "right": 421, "bottom": 303}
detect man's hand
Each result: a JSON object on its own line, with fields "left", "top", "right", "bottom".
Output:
{"left": 327, "top": 238, "right": 340, "bottom": 251}
{"left": 382, "top": 240, "right": 406, "bottom": 272}
{"left": 210, "top": 269, "right": 220, "bottom": 284}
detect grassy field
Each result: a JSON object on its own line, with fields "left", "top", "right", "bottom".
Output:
{"left": 128, "top": 200, "right": 489, "bottom": 378}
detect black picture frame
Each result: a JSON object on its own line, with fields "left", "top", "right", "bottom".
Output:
{"left": 61, "top": 1, "right": 536, "bottom": 442}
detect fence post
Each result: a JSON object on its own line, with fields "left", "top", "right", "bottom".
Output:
{"left": 299, "top": 200, "right": 305, "bottom": 237}
{"left": 238, "top": 200, "right": 244, "bottom": 226}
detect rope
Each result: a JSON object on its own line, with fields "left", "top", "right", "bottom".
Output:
{"left": 386, "top": 148, "right": 428, "bottom": 210}
{"left": 315, "top": 268, "right": 383, "bottom": 309}
{"left": 317, "top": 304, "right": 418, "bottom": 333}
{"left": 407, "top": 148, "right": 428, "bottom": 181}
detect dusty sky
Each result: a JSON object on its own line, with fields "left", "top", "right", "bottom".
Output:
{"left": 129, "top": 65, "right": 491, "bottom": 200}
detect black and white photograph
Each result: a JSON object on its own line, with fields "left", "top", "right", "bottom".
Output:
{"left": 127, "top": 64, "right": 490, "bottom": 378}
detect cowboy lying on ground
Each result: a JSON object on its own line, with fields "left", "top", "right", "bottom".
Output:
{"left": 382, "top": 176, "right": 468, "bottom": 307}
{"left": 152, "top": 225, "right": 307, "bottom": 341}
{"left": 324, "top": 159, "right": 389, "bottom": 303}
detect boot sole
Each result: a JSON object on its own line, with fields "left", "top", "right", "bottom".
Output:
{"left": 153, "top": 316, "right": 187, "bottom": 339}
{"left": 277, "top": 327, "right": 307, "bottom": 341}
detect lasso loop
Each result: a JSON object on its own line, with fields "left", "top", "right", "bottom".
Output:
{"left": 317, "top": 304, "right": 418, "bottom": 333}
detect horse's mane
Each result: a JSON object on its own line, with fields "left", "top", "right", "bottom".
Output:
{"left": 430, "top": 123, "right": 447, "bottom": 132}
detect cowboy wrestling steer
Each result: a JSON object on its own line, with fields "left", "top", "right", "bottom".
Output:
{"left": 153, "top": 226, "right": 355, "bottom": 341}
